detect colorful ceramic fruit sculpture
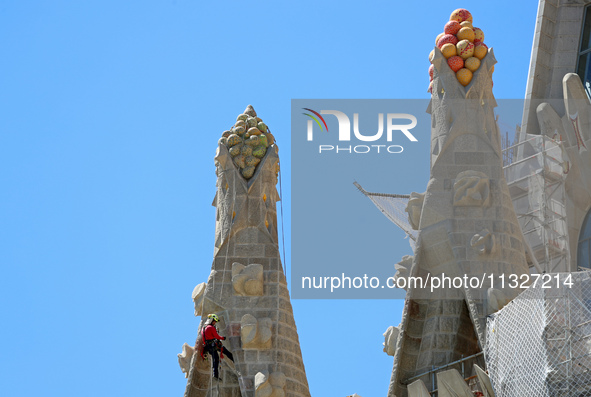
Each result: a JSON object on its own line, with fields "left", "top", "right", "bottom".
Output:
{"left": 429, "top": 9, "right": 491, "bottom": 89}
{"left": 219, "top": 105, "right": 276, "bottom": 180}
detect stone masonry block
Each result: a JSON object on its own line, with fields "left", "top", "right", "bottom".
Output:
{"left": 264, "top": 245, "right": 279, "bottom": 258}
{"left": 559, "top": 4, "right": 586, "bottom": 21}
{"left": 264, "top": 271, "right": 279, "bottom": 283}
{"left": 454, "top": 152, "right": 485, "bottom": 165}
{"left": 404, "top": 335, "right": 422, "bottom": 355}
{"left": 235, "top": 230, "right": 259, "bottom": 244}
{"left": 248, "top": 363, "right": 269, "bottom": 377}
{"left": 244, "top": 350, "right": 258, "bottom": 362}
{"left": 436, "top": 333, "right": 454, "bottom": 351}
{"left": 406, "top": 319, "right": 425, "bottom": 337}
{"left": 423, "top": 317, "right": 438, "bottom": 334}
{"left": 420, "top": 334, "right": 435, "bottom": 351}
{"left": 257, "top": 349, "right": 274, "bottom": 363}
{"left": 554, "top": 35, "right": 579, "bottom": 52}
{"left": 416, "top": 351, "right": 433, "bottom": 370}
{"left": 235, "top": 243, "right": 265, "bottom": 258}
{"left": 439, "top": 317, "right": 459, "bottom": 333}
{"left": 557, "top": 20, "right": 583, "bottom": 36}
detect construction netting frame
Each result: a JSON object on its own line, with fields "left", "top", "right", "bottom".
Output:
{"left": 353, "top": 182, "right": 418, "bottom": 252}
{"left": 485, "top": 271, "right": 591, "bottom": 397}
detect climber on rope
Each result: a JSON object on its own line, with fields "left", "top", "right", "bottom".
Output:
{"left": 201, "top": 313, "right": 234, "bottom": 380}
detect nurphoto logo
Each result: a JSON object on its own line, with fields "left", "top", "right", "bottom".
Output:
{"left": 302, "top": 107, "right": 419, "bottom": 154}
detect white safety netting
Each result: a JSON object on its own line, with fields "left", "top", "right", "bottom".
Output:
{"left": 503, "top": 133, "right": 570, "bottom": 273}
{"left": 353, "top": 182, "right": 418, "bottom": 252}
{"left": 485, "top": 271, "right": 591, "bottom": 397}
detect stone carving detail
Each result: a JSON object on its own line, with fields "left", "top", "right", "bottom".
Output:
{"left": 406, "top": 192, "right": 425, "bottom": 230}
{"left": 178, "top": 343, "right": 195, "bottom": 378}
{"left": 453, "top": 171, "right": 490, "bottom": 207}
{"left": 470, "top": 229, "right": 495, "bottom": 255}
{"left": 232, "top": 262, "right": 264, "bottom": 296}
{"left": 383, "top": 325, "right": 400, "bottom": 356}
{"left": 255, "top": 371, "right": 286, "bottom": 397}
{"left": 191, "top": 282, "right": 206, "bottom": 316}
{"left": 241, "top": 314, "right": 272, "bottom": 349}
{"left": 394, "top": 255, "right": 413, "bottom": 290}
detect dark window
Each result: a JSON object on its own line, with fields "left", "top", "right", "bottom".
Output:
{"left": 577, "top": 6, "right": 591, "bottom": 98}
{"left": 578, "top": 208, "right": 591, "bottom": 269}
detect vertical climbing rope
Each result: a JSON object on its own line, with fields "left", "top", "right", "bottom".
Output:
{"left": 218, "top": 166, "right": 234, "bottom": 305}
{"left": 278, "top": 162, "right": 287, "bottom": 275}
{"left": 274, "top": 159, "right": 286, "bottom": 373}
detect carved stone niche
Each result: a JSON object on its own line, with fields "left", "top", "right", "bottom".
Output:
{"left": 192, "top": 282, "right": 207, "bottom": 316}
{"left": 232, "top": 262, "right": 264, "bottom": 296}
{"left": 453, "top": 171, "right": 490, "bottom": 207}
{"left": 241, "top": 314, "right": 272, "bottom": 349}
{"left": 178, "top": 343, "right": 195, "bottom": 378}
{"left": 405, "top": 192, "right": 425, "bottom": 230}
{"left": 255, "top": 371, "right": 286, "bottom": 397}
{"left": 383, "top": 325, "right": 400, "bottom": 356}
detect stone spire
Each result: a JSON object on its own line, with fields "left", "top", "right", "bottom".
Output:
{"left": 387, "top": 47, "right": 530, "bottom": 396}
{"left": 181, "top": 106, "right": 311, "bottom": 397}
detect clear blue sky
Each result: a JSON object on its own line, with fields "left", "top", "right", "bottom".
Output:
{"left": 0, "top": 1, "right": 539, "bottom": 396}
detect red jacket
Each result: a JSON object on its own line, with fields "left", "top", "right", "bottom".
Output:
{"left": 203, "top": 324, "right": 224, "bottom": 341}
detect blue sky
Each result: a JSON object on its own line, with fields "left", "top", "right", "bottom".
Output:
{"left": 1, "top": 1, "right": 539, "bottom": 396}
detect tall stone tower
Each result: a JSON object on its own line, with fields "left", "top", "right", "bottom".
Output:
{"left": 180, "top": 106, "right": 310, "bottom": 397}
{"left": 387, "top": 48, "right": 531, "bottom": 396}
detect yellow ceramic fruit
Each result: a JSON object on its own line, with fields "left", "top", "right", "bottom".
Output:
{"left": 465, "top": 57, "right": 481, "bottom": 72}
{"left": 456, "top": 68, "right": 473, "bottom": 86}
{"left": 436, "top": 32, "right": 445, "bottom": 45}
{"left": 473, "top": 27, "right": 484, "bottom": 43}
{"left": 456, "top": 40, "right": 475, "bottom": 60}
{"left": 450, "top": 9, "right": 473, "bottom": 23}
{"left": 441, "top": 43, "right": 457, "bottom": 59}
{"left": 473, "top": 43, "right": 488, "bottom": 60}
{"left": 457, "top": 27, "right": 475, "bottom": 42}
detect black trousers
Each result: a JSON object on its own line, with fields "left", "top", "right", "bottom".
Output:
{"left": 204, "top": 341, "right": 234, "bottom": 378}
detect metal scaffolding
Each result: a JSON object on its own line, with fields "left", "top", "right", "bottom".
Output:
{"left": 502, "top": 133, "right": 570, "bottom": 273}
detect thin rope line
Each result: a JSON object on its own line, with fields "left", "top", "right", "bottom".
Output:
{"left": 275, "top": 157, "right": 286, "bottom": 373}
{"left": 219, "top": 170, "right": 233, "bottom": 303}
{"left": 279, "top": 162, "right": 287, "bottom": 275}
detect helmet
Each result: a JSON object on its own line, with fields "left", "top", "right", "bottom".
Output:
{"left": 208, "top": 314, "right": 219, "bottom": 322}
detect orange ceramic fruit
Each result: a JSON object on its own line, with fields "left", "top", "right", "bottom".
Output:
{"left": 437, "top": 34, "right": 459, "bottom": 49}
{"left": 448, "top": 56, "right": 464, "bottom": 72}
{"left": 444, "top": 20, "right": 462, "bottom": 35}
